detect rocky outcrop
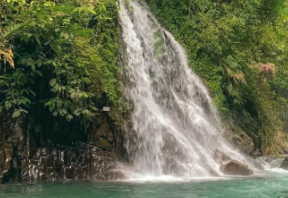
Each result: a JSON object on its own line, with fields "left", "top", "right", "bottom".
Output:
{"left": 0, "top": 142, "right": 14, "bottom": 183}
{"left": 0, "top": 112, "right": 126, "bottom": 184}
{"left": 221, "top": 160, "right": 253, "bottom": 176}
{"left": 230, "top": 133, "right": 255, "bottom": 155}
{"left": 213, "top": 150, "right": 255, "bottom": 176}
{"left": 91, "top": 114, "right": 115, "bottom": 152}
{"left": 0, "top": 142, "right": 125, "bottom": 183}
{"left": 280, "top": 157, "right": 288, "bottom": 170}
{"left": 225, "top": 124, "right": 258, "bottom": 156}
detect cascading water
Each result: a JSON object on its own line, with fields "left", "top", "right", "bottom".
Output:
{"left": 119, "top": 0, "right": 256, "bottom": 178}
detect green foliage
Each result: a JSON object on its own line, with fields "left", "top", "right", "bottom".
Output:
{"left": 0, "top": 0, "right": 122, "bottom": 127}
{"left": 146, "top": 0, "right": 288, "bottom": 155}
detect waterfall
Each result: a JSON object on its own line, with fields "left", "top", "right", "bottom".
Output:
{"left": 119, "top": 0, "right": 255, "bottom": 178}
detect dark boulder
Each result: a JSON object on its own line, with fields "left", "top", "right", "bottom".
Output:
{"left": 231, "top": 133, "right": 254, "bottom": 155}
{"left": 4, "top": 149, "right": 12, "bottom": 170}
{"left": 0, "top": 150, "right": 5, "bottom": 169}
{"left": 280, "top": 157, "right": 288, "bottom": 170}
{"left": 0, "top": 133, "right": 125, "bottom": 183}
{"left": 221, "top": 160, "right": 253, "bottom": 176}
{"left": 64, "top": 167, "right": 74, "bottom": 179}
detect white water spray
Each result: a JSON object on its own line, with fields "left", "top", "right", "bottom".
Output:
{"left": 119, "top": 0, "right": 256, "bottom": 178}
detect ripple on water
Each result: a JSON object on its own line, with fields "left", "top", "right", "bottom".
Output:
{"left": 0, "top": 176, "right": 288, "bottom": 198}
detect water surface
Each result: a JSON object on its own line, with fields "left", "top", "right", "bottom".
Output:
{"left": 1, "top": 176, "right": 288, "bottom": 198}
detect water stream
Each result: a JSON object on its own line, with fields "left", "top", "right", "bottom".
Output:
{"left": 119, "top": 0, "right": 256, "bottom": 178}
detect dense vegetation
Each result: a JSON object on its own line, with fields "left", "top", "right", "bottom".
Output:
{"left": 0, "top": 0, "right": 123, "bottom": 143}
{"left": 1, "top": 0, "right": 288, "bottom": 155}
{"left": 146, "top": 0, "right": 288, "bottom": 155}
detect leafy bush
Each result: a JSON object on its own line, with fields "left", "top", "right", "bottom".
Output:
{"left": 0, "top": 0, "right": 123, "bottom": 133}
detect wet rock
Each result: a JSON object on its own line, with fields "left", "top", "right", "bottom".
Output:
{"left": 21, "top": 159, "right": 29, "bottom": 181}
{"left": 280, "top": 157, "right": 288, "bottom": 170}
{"left": 29, "top": 164, "right": 39, "bottom": 181}
{"left": 0, "top": 150, "right": 5, "bottom": 169}
{"left": 251, "top": 148, "right": 261, "bottom": 157}
{"left": 113, "top": 171, "right": 126, "bottom": 180}
{"left": 64, "top": 167, "right": 74, "bottom": 179}
{"left": 90, "top": 151, "right": 124, "bottom": 180}
{"left": 50, "top": 171, "right": 61, "bottom": 181}
{"left": 21, "top": 149, "right": 29, "bottom": 160}
{"left": 241, "top": 135, "right": 255, "bottom": 154}
{"left": 221, "top": 160, "right": 253, "bottom": 176}
{"left": 1, "top": 140, "right": 124, "bottom": 183}
{"left": 66, "top": 151, "right": 77, "bottom": 166}
{"left": 2, "top": 169, "right": 9, "bottom": 176}
{"left": 39, "top": 156, "right": 48, "bottom": 172}
{"left": 60, "top": 151, "right": 65, "bottom": 164}
{"left": 0, "top": 172, "right": 3, "bottom": 184}
{"left": 107, "top": 135, "right": 114, "bottom": 142}
{"left": 29, "top": 139, "right": 37, "bottom": 158}
{"left": 163, "top": 156, "right": 184, "bottom": 175}
{"left": 90, "top": 115, "right": 115, "bottom": 152}
{"left": 4, "top": 149, "right": 12, "bottom": 170}
{"left": 96, "top": 138, "right": 113, "bottom": 152}
{"left": 231, "top": 133, "right": 254, "bottom": 155}
{"left": 259, "top": 156, "right": 286, "bottom": 169}
{"left": 78, "top": 153, "right": 88, "bottom": 166}
{"left": 47, "top": 155, "right": 54, "bottom": 168}
{"left": 36, "top": 149, "right": 42, "bottom": 158}
{"left": 213, "top": 149, "right": 231, "bottom": 164}
{"left": 38, "top": 155, "right": 53, "bottom": 171}
{"left": 2, "top": 169, "right": 11, "bottom": 183}
{"left": 14, "top": 117, "right": 25, "bottom": 151}
{"left": 41, "top": 148, "right": 50, "bottom": 156}
{"left": 39, "top": 171, "right": 47, "bottom": 181}
{"left": 75, "top": 167, "right": 85, "bottom": 179}
{"left": 102, "top": 170, "right": 125, "bottom": 181}
{"left": 11, "top": 156, "right": 21, "bottom": 182}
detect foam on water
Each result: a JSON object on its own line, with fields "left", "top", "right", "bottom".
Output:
{"left": 256, "top": 157, "right": 288, "bottom": 175}
{"left": 121, "top": 171, "right": 231, "bottom": 183}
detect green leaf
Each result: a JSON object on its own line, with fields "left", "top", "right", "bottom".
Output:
{"left": 12, "top": 110, "right": 21, "bottom": 119}
{"left": 60, "top": 32, "right": 65, "bottom": 38}
{"left": 31, "top": 64, "right": 36, "bottom": 71}
{"left": 66, "top": 114, "right": 73, "bottom": 122}
{"left": 49, "top": 102, "right": 55, "bottom": 112}
{"left": 50, "top": 79, "right": 57, "bottom": 87}
{"left": 35, "top": 36, "right": 41, "bottom": 47}
{"left": 64, "top": 33, "right": 70, "bottom": 39}
{"left": 5, "top": 102, "right": 12, "bottom": 110}
{"left": 82, "top": 77, "right": 91, "bottom": 84}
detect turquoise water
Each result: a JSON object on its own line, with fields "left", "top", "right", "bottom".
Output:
{"left": 0, "top": 176, "right": 288, "bottom": 198}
